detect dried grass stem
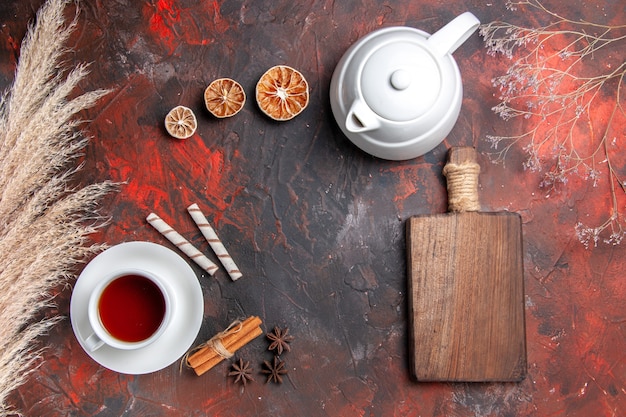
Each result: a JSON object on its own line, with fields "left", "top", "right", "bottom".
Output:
{"left": 0, "top": 0, "right": 117, "bottom": 414}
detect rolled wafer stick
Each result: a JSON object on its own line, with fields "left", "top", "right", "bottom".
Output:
{"left": 187, "top": 203, "right": 243, "bottom": 281}
{"left": 146, "top": 212, "right": 219, "bottom": 275}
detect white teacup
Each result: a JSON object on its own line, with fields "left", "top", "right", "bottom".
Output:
{"left": 84, "top": 268, "right": 174, "bottom": 352}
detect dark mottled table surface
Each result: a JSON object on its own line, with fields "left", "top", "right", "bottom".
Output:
{"left": 1, "top": 0, "right": 625, "bottom": 416}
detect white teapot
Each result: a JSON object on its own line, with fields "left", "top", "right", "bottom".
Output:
{"left": 330, "top": 12, "right": 480, "bottom": 160}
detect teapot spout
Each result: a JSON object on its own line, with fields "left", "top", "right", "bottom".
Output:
{"left": 345, "top": 99, "right": 381, "bottom": 133}
{"left": 427, "top": 11, "right": 480, "bottom": 57}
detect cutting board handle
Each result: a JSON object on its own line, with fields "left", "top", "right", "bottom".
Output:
{"left": 442, "top": 147, "right": 480, "bottom": 212}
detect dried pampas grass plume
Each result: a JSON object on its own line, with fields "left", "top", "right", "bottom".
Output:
{"left": 0, "top": 0, "right": 117, "bottom": 414}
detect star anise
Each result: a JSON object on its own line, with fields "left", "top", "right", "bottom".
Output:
{"left": 267, "top": 326, "right": 294, "bottom": 355}
{"left": 228, "top": 357, "right": 254, "bottom": 386}
{"left": 261, "top": 355, "right": 288, "bottom": 384}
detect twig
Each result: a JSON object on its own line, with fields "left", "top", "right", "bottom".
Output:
{"left": 480, "top": 0, "right": 626, "bottom": 247}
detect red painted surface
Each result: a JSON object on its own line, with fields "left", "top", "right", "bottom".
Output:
{"left": 0, "top": 0, "right": 625, "bottom": 416}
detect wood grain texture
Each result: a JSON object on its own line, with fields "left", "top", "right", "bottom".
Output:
{"left": 407, "top": 211, "right": 526, "bottom": 381}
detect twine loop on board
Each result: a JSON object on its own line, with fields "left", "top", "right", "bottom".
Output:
{"left": 442, "top": 160, "right": 480, "bottom": 212}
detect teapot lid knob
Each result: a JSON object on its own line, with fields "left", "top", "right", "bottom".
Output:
{"left": 361, "top": 41, "right": 441, "bottom": 122}
{"left": 390, "top": 70, "right": 411, "bottom": 90}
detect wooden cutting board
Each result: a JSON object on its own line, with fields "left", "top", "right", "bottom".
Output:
{"left": 406, "top": 147, "right": 526, "bottom": 382}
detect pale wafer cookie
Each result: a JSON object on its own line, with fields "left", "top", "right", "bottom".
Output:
{"left": 187, "top": 203, "right": 243, "bottom": 281}
{"left": 146, "top": 212, "right": 219, "bottom": 275}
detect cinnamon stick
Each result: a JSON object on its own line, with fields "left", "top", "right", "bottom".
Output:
{"left": 193, "top": 326, "right": 263, "bottom": 376}
{"left": 187, "top": 316, "right": 263, "bottom": 376}
{"left": 187, "top": 316, "right": 261, "bottom": 367}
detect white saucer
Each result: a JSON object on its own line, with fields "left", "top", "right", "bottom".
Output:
{"left": 70, "top": 241, "right": 204, "bottom": 374}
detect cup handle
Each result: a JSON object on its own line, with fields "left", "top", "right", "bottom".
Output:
{"left": 84, "top": 332, "right": 105, "bottom": 352}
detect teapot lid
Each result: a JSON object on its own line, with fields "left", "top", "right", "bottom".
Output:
{"left": 361, "top": 41, "right": 441, "bottom": 122}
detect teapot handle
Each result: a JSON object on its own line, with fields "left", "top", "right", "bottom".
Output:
{"left": 427, "top": 12, "right": 480, "bottom": 57}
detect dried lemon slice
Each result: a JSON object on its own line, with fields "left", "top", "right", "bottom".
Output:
{"left": 256, "top": 65, "right": 309, "bottom": 121}
{"left": 204, "top": 78, "right": 246, "bottom": 118}
{"left": 165, "top": 105, "right": 197, "bottom": 139}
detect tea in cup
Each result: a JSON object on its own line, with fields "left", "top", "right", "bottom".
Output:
{"left": 85, "top": 268, "right": 173, "bottom": 351}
